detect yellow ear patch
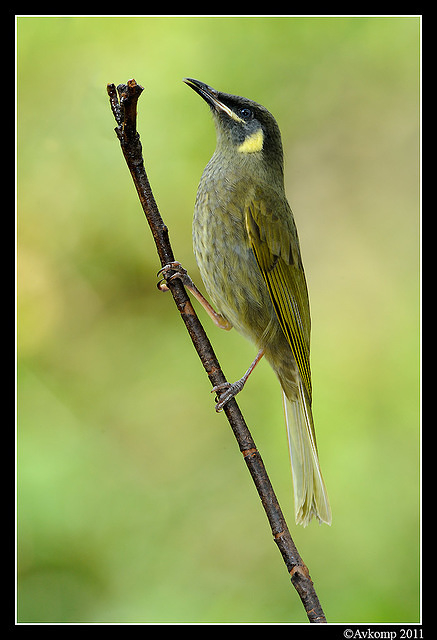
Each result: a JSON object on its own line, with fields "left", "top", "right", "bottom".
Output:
{"left": 237, "top": 128, "right": 264, "bottom": 154}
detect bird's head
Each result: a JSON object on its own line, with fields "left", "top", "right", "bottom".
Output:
{"left": 184, "top": 78, "right": 284, "bottom": 179}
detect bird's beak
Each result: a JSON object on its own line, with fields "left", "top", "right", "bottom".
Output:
{"left": 183, "top": 78, "right": 243, "bottom": 123}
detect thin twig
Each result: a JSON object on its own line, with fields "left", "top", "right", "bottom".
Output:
{"left": 107, "top": 79, "right": 327, "bottom": 623}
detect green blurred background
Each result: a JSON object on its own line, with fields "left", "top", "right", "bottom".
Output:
{"left": 17, "top": 16, "right": 420, "bottom": 623}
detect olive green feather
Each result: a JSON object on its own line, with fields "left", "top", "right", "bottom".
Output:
{"left": 185, "top": 78, "right": 331, "bottom": 525}
{"left": 245, "top": 189, "right": 312, "bottom": 403}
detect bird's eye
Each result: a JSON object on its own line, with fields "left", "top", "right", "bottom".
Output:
{"left": 239, "top": 107, "right": 253, "bottom": 120}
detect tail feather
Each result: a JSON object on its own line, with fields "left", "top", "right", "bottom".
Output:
{"left": 283, "top": 385, "right": 331, "bottom": 526}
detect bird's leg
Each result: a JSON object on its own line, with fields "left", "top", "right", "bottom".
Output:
{"left": 158, "top": 262, "right": 263, "bottom": 411}
{"left": 212, "top": 349, "right": 265, "bottom": 412}
{"left": 157, "top": 261, "right": 232, "bottom": 330}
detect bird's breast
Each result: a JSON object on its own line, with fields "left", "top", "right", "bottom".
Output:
{"left": 192, "top": 172, "right": 275, "bottom": 342}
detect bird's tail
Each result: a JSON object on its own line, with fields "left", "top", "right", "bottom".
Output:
{"left": 283, "top": 384, "right": 331, "bottom": 526}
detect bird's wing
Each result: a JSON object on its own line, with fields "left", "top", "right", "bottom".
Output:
{"left": 245, "top": 186, "right": 312, "bottom": 402}
{"left": 245, "top": 186, "right": 332, "bottom": 526}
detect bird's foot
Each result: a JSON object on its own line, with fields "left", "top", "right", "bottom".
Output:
{"left": 157, "top": 261, "right": 194, "bottom": 291}
{"left": 211, "top": 379, "right": 246, "bottom": 412}
{"left": 211, "top": 349, "right": 265, "bottom": 412}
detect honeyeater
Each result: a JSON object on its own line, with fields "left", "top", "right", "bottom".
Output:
{"left": 162, "top": 78, "right": 331, "bottom": 526}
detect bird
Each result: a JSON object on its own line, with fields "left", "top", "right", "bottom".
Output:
{"left": 161, "top": 78, "right": 331, "bottom": 526}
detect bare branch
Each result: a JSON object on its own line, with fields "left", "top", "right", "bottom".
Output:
{"left": 107, "top": 79, "right": 327, "bottom": 623}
